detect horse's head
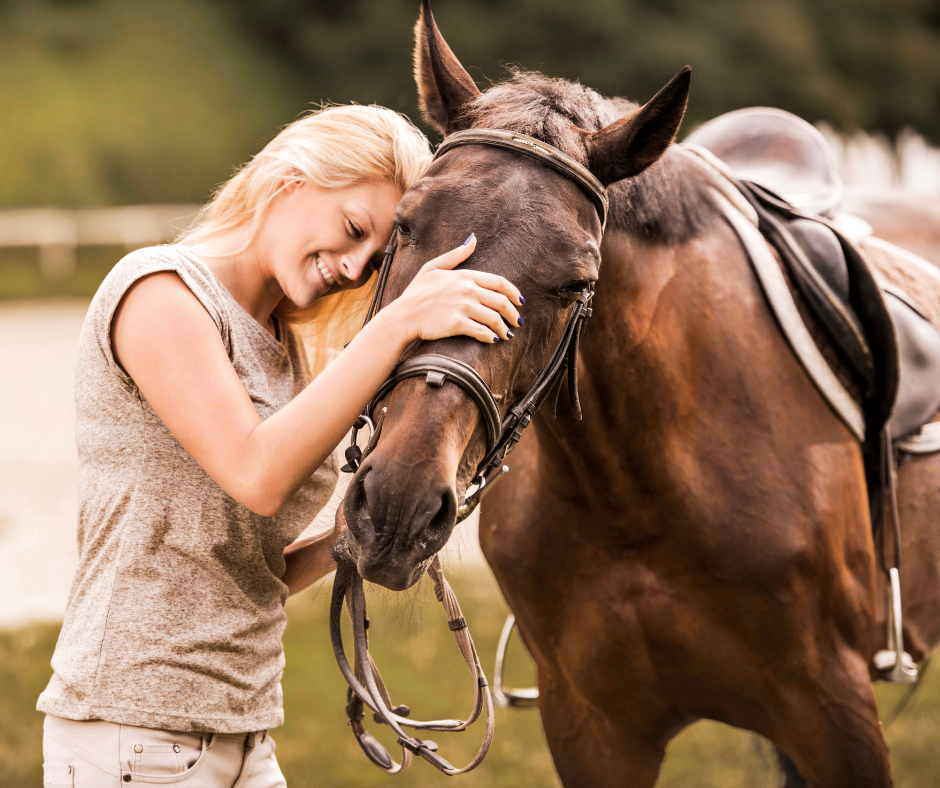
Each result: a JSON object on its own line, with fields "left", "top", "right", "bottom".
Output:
{"left": 342, "top": 0, "right": 691, "bottom": 590}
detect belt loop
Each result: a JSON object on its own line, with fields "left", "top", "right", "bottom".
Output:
{"left": 261, "top": 730, "right": 267, "bottom": 743}
{"left": 205, "top": 733, "right": 217, "bottom": 751}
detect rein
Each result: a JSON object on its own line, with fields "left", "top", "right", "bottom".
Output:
{"left": 330, "top": 128, "right": 608, "bottom": 775}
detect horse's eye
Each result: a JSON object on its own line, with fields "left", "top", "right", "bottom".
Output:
{"left": 397, "top": 221, "right": 413, "bottom": 238}
{"left": 559, "top": 280, "right": 593, "bottom": 299}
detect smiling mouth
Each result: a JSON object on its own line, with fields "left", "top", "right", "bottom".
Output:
{"left": 316, "top": 255, "right": 337, "bottom": 287}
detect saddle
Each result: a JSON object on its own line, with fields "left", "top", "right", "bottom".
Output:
{"left": 685, "top": 109, "right": 940, "bottom": 449}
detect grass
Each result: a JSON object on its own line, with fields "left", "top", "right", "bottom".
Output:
{"left": 0, "top": 246, "right": 124, "bottom": 301}
{"left": 5, "top": 565, "right": 940, "bottom": 786}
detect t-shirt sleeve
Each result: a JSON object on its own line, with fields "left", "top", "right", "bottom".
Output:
{"left": 92, "top": 247, "right": 229, "bottom": 395}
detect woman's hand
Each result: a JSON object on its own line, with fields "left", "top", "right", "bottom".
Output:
{"left": 386, "top": 234, "right": 525, "bottom": 344}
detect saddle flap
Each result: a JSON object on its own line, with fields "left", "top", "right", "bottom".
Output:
{"left": 787, "top": 218, "right": 850, "bottom": 303}
{"left": 884, "top": 291, "right": 940, "bottom": 439}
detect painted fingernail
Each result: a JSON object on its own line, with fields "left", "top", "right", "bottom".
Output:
{"left": 519, "top": 295, "right": 527, "bottom": 305}
{"left": 507, "top": 330, "right": 514, "bottom": 339}
{"left": 517, "top": 316, "right": 525, "bottom": 326}
{"left": 493, "top": 336, "right": 500, "bottom": 343}
{"left": 463, "top": 233, "right": 475, "bottom": 246}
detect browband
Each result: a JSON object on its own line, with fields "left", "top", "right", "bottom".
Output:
{"left": 433, "top": 129, "right": 609, "bottom": 232}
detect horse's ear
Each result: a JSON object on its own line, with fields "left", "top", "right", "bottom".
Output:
{"left": 584, "top": 66, "right": 691, "bottom": 186}
{"left": 413, "top": 0, "right": 481, "bottom": 135}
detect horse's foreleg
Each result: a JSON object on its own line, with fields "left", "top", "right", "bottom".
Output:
{"left": 772, "top": 649, "right": 892, "bottom": 787}
{"left": 538, "top": 681, "right": 665, "bottom": 788}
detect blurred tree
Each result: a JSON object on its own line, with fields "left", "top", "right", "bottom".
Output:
{"left": 0, "top": 0, "right": 307, "bottom": 208}
{"left": 3, "top": 0, "right": 937, "bottom": 209}
{"left": 219, "top": 0, "right": 940, "bottom": 144}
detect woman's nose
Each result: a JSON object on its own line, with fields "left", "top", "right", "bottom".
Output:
{"left": 341, "top": 250, "right": 372, "bottom": 282}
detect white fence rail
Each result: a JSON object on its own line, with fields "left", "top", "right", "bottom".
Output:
{"left": 1, "top": 126, "right": 937, "bottom": 283}
{"left": 818, "top": 126, "right": 940, "bottom": 198}
{"left": 0, "top": 204, "right": 201, "bottom": 279}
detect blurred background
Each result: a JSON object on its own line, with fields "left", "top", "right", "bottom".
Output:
{"left": 2, "top": 0, "right": 939, "bottom": 785}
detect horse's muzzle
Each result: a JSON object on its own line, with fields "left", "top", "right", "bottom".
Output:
{"left": 343, "top": 459, "right": 458, "bottom": 590}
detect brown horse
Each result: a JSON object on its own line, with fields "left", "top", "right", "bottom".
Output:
{"left": 340, "top": 3, "right": 940, "bottom": 784}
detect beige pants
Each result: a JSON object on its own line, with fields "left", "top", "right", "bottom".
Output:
{"left": 42, "top": 714, "right": 287, "bottom": 787}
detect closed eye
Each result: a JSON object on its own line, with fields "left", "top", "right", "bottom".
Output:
{"left": 346, "top": 220, "right": 364, "bottom": 241}
{"left": 560, "top": 279, "right": 593, "bottom": 295}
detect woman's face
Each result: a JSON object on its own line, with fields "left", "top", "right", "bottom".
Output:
{"left": 262, "top": 178, "right": 403, "bottom": 308}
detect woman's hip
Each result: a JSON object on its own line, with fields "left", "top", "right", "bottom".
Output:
{"left": 42, "top": 714, "right": 286, "bottom": 787}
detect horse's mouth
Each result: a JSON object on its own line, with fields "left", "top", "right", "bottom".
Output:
{"left": 337, "top": 516, "right": 441, "bottom": 591}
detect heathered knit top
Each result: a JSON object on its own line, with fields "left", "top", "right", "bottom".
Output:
{"left": 36, "top": 244, "right": 338, "bottom": 733}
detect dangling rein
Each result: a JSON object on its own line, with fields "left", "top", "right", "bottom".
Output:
{"left": 329, "top": 129, "right": 608, "bottom": 775}
{"left": 330, "top": 543, "right": 495, "bottom": 774}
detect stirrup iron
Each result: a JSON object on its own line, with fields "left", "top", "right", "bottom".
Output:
{"left": 493, "top": 615, "right": 539, "bottom": 708}
{"left": 873, "top": 567, "right": 918, "bottom": 683}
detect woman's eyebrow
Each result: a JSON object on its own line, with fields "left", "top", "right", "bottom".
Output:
{"left": 353, "top": 203, "right": 375, "bottom": 235}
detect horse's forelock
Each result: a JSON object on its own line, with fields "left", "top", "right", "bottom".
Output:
{"left": 456, "top": 69, "right": 713, "bottom": 243}
{"left": 458, "top": 70, "right": 613, "bottom": 165}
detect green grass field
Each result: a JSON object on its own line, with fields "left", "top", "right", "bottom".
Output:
{"left": 5, "top": 566, "right": 939, "bottom": 786}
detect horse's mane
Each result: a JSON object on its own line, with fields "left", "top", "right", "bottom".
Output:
{"left": 457, "top": 69, "right": 714, "bottom": 243}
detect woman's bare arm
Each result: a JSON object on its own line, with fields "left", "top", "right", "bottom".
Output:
{"left": 110, "top": 239, "right": 523, "bottom": 518}
{"left": 281, "top": 506, "right": 347, "bottom": 595}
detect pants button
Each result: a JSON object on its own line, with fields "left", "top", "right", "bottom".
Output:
{"left": 173, "top": 744, "right": 181, "bottom": 753}
{"left": 134, "top": 744, "right": 143, "bottom": 754}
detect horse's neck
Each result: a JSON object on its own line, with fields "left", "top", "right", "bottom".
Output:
{"left": 533, "top": 217, "right": 824, "bottom": 523}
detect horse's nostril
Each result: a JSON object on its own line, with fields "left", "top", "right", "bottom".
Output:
{"left": 349, "top": 465, "right": 376, "bottom": 532}
{"left": 427, "top": 489, "right": 458, "bottom": 541}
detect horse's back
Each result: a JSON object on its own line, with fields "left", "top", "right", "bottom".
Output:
{"left": 844, "top": 188, "right": 940, "bottom": 268}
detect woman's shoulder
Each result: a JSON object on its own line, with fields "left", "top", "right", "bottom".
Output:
{"left": 100, "top": 244, "right": 210, "bottom": 290}
{"left": 92, "top": 244, "right": 229, "bottom": 332}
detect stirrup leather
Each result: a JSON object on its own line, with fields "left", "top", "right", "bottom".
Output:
{"left": 872, "top": 426, "right": 918, "bottom": 684}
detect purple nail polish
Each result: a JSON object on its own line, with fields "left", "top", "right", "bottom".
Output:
{"left": 507, "top": 330, "right": 514, "bottom": 339}
{"left": 519, "top": 295, "right": 527, "bottom": 305}
{"left": 493, "top": 336, "right": 500, "bottom": 343}
{"left": 517, "top": 316, "right": 525, "bottom": 326}
{"left": 463, "top": 233, "right": 475, "bottom": 246}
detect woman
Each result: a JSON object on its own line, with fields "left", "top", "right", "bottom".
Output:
{"left": 37, "top": 104, "right": 523, "bottom": 787}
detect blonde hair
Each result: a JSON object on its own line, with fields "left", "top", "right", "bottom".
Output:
{"left": 178, "top": 104, "right": 432, "bottom": 377}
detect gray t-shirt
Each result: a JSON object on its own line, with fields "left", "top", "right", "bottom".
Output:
{"left": 37, "top": 244, "right": 338, "bottom": 733}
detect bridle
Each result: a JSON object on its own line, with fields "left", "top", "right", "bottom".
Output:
{"left": 330, "top": 128, "right": 608, "bottom": 776}
{"left": 342, "top": 128, "right": 608, "bottom": 520}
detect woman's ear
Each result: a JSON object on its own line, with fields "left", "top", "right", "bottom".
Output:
{"left": 280, "top": 177, "right": 305, "bottom": 194}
